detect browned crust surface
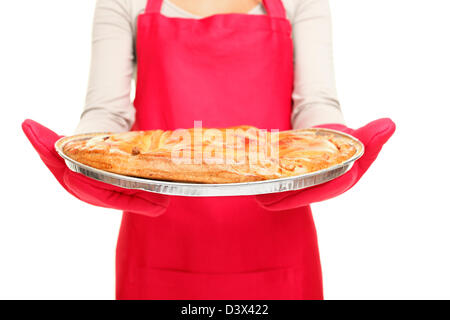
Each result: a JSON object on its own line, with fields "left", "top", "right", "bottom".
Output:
{"left": 62, "top": 127, "right": 358, "bottom": 184}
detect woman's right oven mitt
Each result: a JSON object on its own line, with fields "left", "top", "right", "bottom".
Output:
{"left": 255, "top": 118, "right": 396, "bottom": 211}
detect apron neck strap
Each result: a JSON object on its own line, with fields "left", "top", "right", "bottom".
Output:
{"left": 145, "top": 0, "right": 287, "bottom": 19}
{"left": 262, "top": 0, "right": 287, "bottom": 18}
{"left": 146, "top": 0, "right": 163, "bottom": 14}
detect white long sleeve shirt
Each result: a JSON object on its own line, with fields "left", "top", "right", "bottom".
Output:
{"left": 76, "top": 0, "right": 345, "bottom": 133}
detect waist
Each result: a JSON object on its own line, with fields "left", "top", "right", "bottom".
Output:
{"left": 117, "top": 197, "right": 318, "bottom": 273}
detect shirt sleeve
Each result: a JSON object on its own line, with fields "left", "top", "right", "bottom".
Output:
{"left": 75, "top": 0, "right": 136, "bottom": 134}
{"left": 290, "top": 0, "right": 345, "bottom": 129}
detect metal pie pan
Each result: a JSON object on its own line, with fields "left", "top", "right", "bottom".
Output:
{"left": 55, "top": 128, "right": 364, "bottom": 197}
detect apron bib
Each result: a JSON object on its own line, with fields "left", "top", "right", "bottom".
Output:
{"left": 116, "top": 0, "right": 323, "bottom": 300}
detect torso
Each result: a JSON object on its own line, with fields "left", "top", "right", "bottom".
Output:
{"left": 127, "top": 0, "right": 300, "bottom": 35}
{"left": 116, "top": 0, "right": 323, "bottom": 300}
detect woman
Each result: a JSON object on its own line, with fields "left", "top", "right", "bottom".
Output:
{"left": 23, "top": 0, "right": 395, "bottom": 299}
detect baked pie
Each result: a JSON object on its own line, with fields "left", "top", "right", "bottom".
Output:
{"left": 61, "top": 126, "right": 358, "bottom": 184}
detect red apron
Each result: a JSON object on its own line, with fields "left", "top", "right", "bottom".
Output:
{"left": 116, "top": 0, "right": 323, "bottom": 300}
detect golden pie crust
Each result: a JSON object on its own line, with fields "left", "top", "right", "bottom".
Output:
{"left": 62, "top": 126, "right": 357, "bottom": 184}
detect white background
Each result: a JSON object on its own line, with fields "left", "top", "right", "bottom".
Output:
{"left": 0, "top": 0, "right": 449, "bottom": 299}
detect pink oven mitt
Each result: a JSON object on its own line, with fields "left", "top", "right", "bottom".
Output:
{"left": 255, "top": 118, "right": 396, "bottom": 211}
{"left": 22, "top": 119, "right": 169, "bottom": 217}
